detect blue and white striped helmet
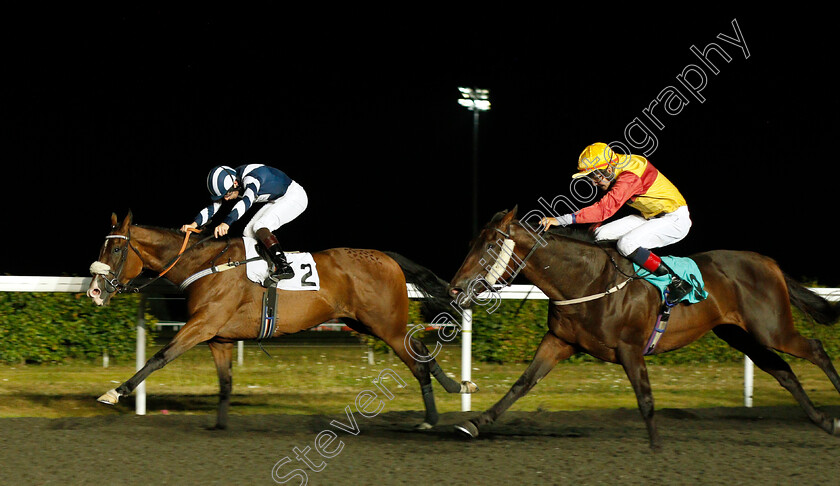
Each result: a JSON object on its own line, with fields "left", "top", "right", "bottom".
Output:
{"left": 206, "top": 166, "right": 238, "bottom": 200}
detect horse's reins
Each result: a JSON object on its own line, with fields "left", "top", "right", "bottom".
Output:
{"left": 158, "top": 227, "right": 203, "bottom": 277}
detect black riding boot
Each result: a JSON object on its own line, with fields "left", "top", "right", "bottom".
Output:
{"left": 256, "top": 228, "right": 294, "bottom": 282}
{"left": 652, "top": 263, "right": 693, "bottom": 305}
{"left": 629, "top": 247, "right": 693, "bottom": 305}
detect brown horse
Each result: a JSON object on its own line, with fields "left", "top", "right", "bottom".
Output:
{"left": 87, "top": 211, "right": 476, "bottom": 429}
{"left": 447, "top": 207, "right": 840, "bottom": 450}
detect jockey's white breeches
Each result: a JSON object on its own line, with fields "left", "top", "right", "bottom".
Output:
{"left": 593, "top": 205, "right": 692, "bottom": 256}
{"left": 243, "top": 181, "right": 308, "bottom": 239}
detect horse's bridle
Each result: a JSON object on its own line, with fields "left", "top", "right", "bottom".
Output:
{"left": 91, "top": 226, "right": 214, "bottom": 294}
{"left": 92, "top": 229, "right": 142, "bottom": 294}
{"left": 484, "top": 224, "right": 544, "bottom": 287}
{"left": 487, "top": 222, "right": 640, "bottom": 305}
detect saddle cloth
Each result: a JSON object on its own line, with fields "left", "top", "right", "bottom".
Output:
{"left": 633, "top": 255, "right": 708, "bottom": 304}
{"left": 243, "top": 237, "right": 320, "bottom": 291}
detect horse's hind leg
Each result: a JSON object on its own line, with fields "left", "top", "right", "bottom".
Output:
{"left": 399, "top": 335, "right": 477, "bottom": 394}
{"left": 456, "top": 332, "right": 574, "bottom": 438}
{"left": 616, "top": 343, "right": 661, "bottom": 451}
{"left": 343, "top": 317, "right": 441, "bottom": 429}
{"left": 714, "top": 325, "right": 839, "bottom": 435}
{"left": 771, "top": 332, "right": 840, "bottom": 396}
{"left": 208, "top": 339, "right": 234, "bottom": 430}
{"left": 401, "top": 336, "right": 481, "bottom": 429}
{"left": 429, "top": 357, "right": 477, "bottom": 394}
{"left": 388, "top": 334, "right": 444, "bottom": 429}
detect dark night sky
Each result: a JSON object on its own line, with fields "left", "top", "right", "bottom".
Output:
{"left": 5, "top": 7, "right": 839, "bottom": 286}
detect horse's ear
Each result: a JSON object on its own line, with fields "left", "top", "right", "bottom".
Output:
{"left": 118, "top": 210, "right": 133, "bottom": 232}
{"left": 500, "top": 205, "right": 518, "bottom": 229}
{"left": 110, "top": 213, "right": 118, "bottom": 228}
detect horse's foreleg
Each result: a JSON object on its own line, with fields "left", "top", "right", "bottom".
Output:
{"left": 97, "top": 319, "right": 219, "bottom": 405}
{"left": 97, "top": 344, "right": 174, "bottom": 404}
{"left": 208, "top": 340, "right": 234, "bottom": 430}
{"left": 616, "top": 343, "right": 661, "bottom": 451}
{"left": 456, "top": 332, "right": 573, "bottom": 438}
{"left": 714, "top": 325, "right": 839, "bottom": 435}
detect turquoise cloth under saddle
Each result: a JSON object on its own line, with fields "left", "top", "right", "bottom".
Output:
{"left": 633, "top": 256, "right": 709, "bottom": 304}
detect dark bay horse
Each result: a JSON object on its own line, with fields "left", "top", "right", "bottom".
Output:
{"left": 87, "top": 212, "right": 476, "bottom": 429}
{"left": 448, "top": 207, "right": 840, "bottom": 450}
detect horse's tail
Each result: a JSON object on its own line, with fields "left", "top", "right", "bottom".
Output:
{"left": 785, "top": 273, "right": 840, "bottom": 325}
{"left": 385, "top": 252, "right": 452, "bottom": 317}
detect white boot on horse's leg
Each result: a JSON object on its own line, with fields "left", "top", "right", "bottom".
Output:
{"left": 97, "top": 389, "right": 120, "bottom": 405}
{"left": 460, "top": 380, "right": 479, "bottom": 394}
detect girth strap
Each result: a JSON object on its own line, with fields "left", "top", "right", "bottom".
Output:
{"left": 551, "top": 277, "right": 633, "bottom": 306}
{"left": 644, "top": 305, "right": 673, "bottom": 355}
{"left": 178, "top": 255, "right": 262, "bottom": 291}
{"left": 259, "top": 285, "right": 278, "bottom": 341}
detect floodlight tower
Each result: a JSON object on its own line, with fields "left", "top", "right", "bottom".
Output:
{"left": 457, "top": 87, "right": 490, "bottom": 237}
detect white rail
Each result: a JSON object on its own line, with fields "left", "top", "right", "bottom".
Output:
{"left": 2, "top": 277, "right": 838, "bottom": 412}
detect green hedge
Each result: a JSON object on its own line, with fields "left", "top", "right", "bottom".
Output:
{"left": 367, "top": 296, "right": 840, "bottom": 365}
{"left": 0, "top": 292, "right": 157, "bottom": 364}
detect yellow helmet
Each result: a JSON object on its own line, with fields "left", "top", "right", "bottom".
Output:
{"left": 572, "top": 143, "right": 619, "bottom": 179}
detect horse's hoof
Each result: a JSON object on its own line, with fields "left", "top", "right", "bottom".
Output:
{"left": 415, "top": 422, "right": 433, "bottom": 431}
{"left": 832, "top": 417, "right": 840, "bottom": 436}
{"left": 460, "top": 380, "right": 479, "bottom": 394}
{"left": 454, "top": 421, "right": 479, "bottom": 438}
{"left": 97, "top": 389, "right": 120, "bottom": 405}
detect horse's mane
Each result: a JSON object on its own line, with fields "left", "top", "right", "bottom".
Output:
{"left": 134, "top": 224, "right": 183, "bottom": 235}
{"left": 542, "top": 224, "right": 599, "bottom": 244}
{"left": 133, "top": 224, "right": 222, "bottom": 246}
{"left": 487, "top": 209, "right": 601, "bottom": 246}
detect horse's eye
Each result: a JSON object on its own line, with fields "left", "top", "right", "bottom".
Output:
{"left": 113, "top": 247, "right": 122, "bottom": 254}
{"left": 486, "top": 243, "right": 494, "bottom": 251}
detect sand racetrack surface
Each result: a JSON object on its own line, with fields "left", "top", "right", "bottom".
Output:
{"left": 2, "top": 406, "right": 838, "bottom": 485}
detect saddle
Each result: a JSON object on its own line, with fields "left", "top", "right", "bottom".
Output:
{"left": 243, "top": 237, "right": 320, "bottom": 290}
{"left": 634, "top": 256, "right": 708, "bottom": 305}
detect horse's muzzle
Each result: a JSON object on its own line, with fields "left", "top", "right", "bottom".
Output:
{"left": 87, "top": 276, "right": 111, "bottom": 306}
{"left": 447, "top": 285, "right": 474, "bottom": 309}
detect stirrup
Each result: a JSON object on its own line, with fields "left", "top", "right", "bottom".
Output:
{"left": 664, "top": 279, "right": 692, "bottom": 306}
{"left": 268, "top": 258, "right": 295, "bottom": 282}
{"left": 270, "top": 268, "right": 295, "bottom": 281}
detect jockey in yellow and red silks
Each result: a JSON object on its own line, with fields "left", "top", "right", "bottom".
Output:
{"left": 540, "top": 143, "right": 693, "bottom": 305}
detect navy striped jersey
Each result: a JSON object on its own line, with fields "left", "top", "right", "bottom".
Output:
{"left": 193, "top": 164, "right": 293, "bottom": 226}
